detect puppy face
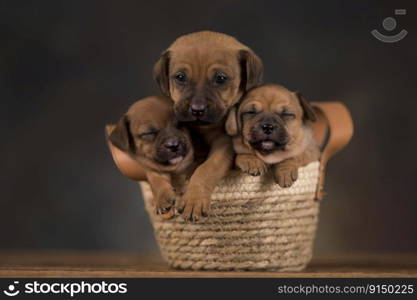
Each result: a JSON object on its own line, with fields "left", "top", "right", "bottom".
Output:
{"left": 153, "top": 31, "right": 263, "bottom": 126}
{"left": 109, "top": 96, "right": 194, "bottom": 173}
{"left": 226, "top": 84, "right": 316, "bottom": 158}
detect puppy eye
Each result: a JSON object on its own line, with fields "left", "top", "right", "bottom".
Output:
{"left": 214, "top": 73, "right": 228, "bottom": 85}
{"left": 280, "top": 112, "right": 296, "bottom": 119}
{"left": 242, "top": 110, "right": 258, "bottom": 116}
{"left": 138, "top": 130, "right": 159, "bottom": 138}
{"left": 174, "top": 72, "right": 187, "bottom": 84}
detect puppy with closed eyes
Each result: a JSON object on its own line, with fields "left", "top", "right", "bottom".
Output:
{"left": 153, "top": 31, "right": 263, "bottom": 221}
{"left": 108, "top": 96, "right": 197, "bottom": 217}
{"left": 225, "top": 84, "right": 320, "bottom": 187}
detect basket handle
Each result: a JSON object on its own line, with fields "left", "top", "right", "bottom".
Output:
{"left": 310, "top": 102, "right": 354, "bottom": 200}
{"left": 105, "top": 125, "right": 147, "bottom": 181}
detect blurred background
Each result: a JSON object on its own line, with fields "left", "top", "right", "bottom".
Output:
{"left": 1, "top": 0, "right": 416, "bottom": 257}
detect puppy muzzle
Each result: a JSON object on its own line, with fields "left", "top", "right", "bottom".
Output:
{"left": 174, "top": 96, "right": 225, "bottom": 125}
{"left": 155, "top": 138, "right": 188, "bottom": 165}
{"left": 249, "top": 121, "right": 288, "bottom": 154}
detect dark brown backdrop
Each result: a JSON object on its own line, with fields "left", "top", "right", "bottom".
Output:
{"left": 1, "top": 0, "right": 416, "bottom": 256}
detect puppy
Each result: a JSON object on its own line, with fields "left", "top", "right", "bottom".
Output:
{"left": 153, "top": 31, "right": 263, "bottom": 221}
{"left": 225, "top": 84, "right": 320, "bottom": 187}
{"left": 108, "top": 96, "right": 196, "bottom": 216}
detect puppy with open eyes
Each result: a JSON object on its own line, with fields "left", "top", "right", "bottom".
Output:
{"left": 225, "top": 84, "right": 320, "bottom": 187}
{"left": 153, "top": 31, "right": 263, "bottom": 221}
{"left": 108, "top": 96, "right": 200, "bottom": 217}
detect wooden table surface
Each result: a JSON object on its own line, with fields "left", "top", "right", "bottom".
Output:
{"left": 0, "top": 251, "right": 416, "bottom": 278}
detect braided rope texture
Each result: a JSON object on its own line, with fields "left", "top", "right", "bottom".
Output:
{"left": 140, "top": 161, "right": 320, "bottom": 271}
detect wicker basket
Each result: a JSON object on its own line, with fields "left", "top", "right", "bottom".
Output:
{"left": 141, "top": 162, "right": 320, "bottom": 271}
{"left": 106, "top": 102, "right": 353, "bottom": 271}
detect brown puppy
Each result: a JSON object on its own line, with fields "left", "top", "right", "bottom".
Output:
{"left": 153, "top": 31, "right": 263, "bottom": 221}
{"left": 225, "top": 84, "right": 320, "bottom": 187}
{"left": 108, "top": 96, "right": 196, "bottom": 216}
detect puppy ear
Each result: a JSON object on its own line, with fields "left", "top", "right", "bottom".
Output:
{"left": 239, "top": 49, "right": 264, "bottom": 91}
{"left": 153, "top": 50, "right": 171, "bottom": 96}
{"left": 108, "top": 115, "right": 136, "bottom": 154}
{"left": 295, "top": 92, "right": 317, "bottom": 122}
{"left": 225, "top": 106, "right": 239, "bottom": 136}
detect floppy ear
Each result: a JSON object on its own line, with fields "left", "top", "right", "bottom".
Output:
{"left": 295, "top": 92, "right": 317, "bottom": 122}
{"left": 153, "top": 50, "right": 171, "bottom": 96}
{"left": 108, "top": 115, "right": 136, "bottom": 154}
{"left": 239, "top": 49, "right": 264, "bottom": 91}
{"left": 225, "top": 106, "right": 239, "bottom": 136}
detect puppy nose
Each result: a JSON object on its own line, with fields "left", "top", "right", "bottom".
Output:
{"left": 190, "top": 103, "right": 206, "bottom": 117}
{"left": 164, "top": 138, "right": 180, "bottom": 152}
{"left": 261, "top": 123, "right": 275, "bottom": 135}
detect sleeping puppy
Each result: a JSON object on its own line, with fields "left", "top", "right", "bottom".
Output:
{"left": 153, "top": 31, "right": 263, "bottom": 221}
{"left": 108, "top": 96, "right": 196, "bottom": 216}
{"left": 225, "top": 84, "right": 320, "bottom": 187}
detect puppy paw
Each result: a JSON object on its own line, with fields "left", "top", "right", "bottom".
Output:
{"left": 274, "top": 165, "right": 299, "bottom": 188}
{"left": 154, "top": 188, "right": 176, "bottom": 217}
{"left": 236, "top": 154, "right": 268, "bottom": 176}
{"left": 176, "top": 192, "right": 210, "bottom": 222}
